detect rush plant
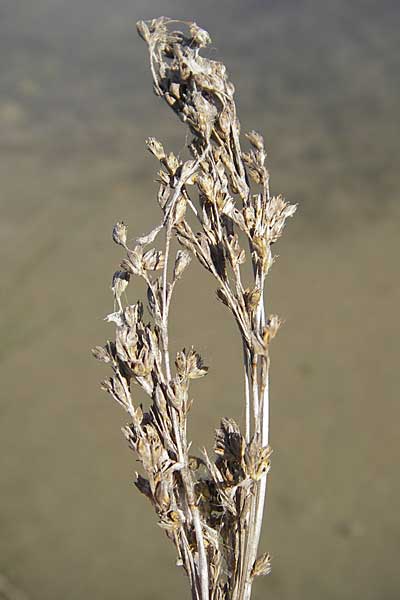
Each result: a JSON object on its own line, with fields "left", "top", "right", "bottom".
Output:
{"left": 93, "top": 17, "right": 296, "bottom": 600}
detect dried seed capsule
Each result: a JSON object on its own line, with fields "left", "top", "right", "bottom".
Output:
{"left": 112, "top": 270, "right": 130, "bottom": 302}
{"left": 124, "top": 249, "right": 143, "bottom": 275}
{"left": 180, "top": 159, "right": 197, "bottom": 181}
{"left": 155, "top": 481, "right": 171, "bottom": 512}
{"left": 112, "top": 221, "right": 127, "bottom": 247}
{"left": 91, "top": 346, "right": 111, "bottom": 363}
{"left": 262, "top": 315, "right": 282, "bottom": 345}
{"left": 142, "top": 248, "right": 164, "bottom": 271}
{"left": 254, "top": 445, "right": 272, "bottom": 480}
{"left": 189, "top": 23, "right": 211, "bottom": 47}
{"left": 175, "top": 350, "right": 187, "bottom": 376}
{"left": 124, "top": 304, "right": 139, "bottom": 328}
{"left": 197, "top": 173, "right": 214, "bottom": 200}
{"left": 245, "top": 130, "right": 265, "bottom": 152}
{"left": 251, "top": 553, "right": 272, "bottom": 578}
{"left": 186, "top": 348, "right": 208, "bottom": 379}
{"left": 171, "top": 195, "right": 187, "bottom": 225}
{"left": 173, "top": 250, "right": 191, "bottom": 281}
{"left": 146, "top": 137, "right": 165, "bottom": 161}
{"left": 100, "top": 378, "right": 113, "bottom": 393}
{"left": 136, "top": 20, "right": 150, "bottom": 42}
{"left": 164, "top": 152, "right": 180, "bottom": 175}
{"left": 188, "top": 456, "right": 203, "bottom": 471}
{"left": 169, "top": 82, "right": 181, "bottom": 100}
{"left": 252, "top": 235, "right": 267, "bottom": 263}
{"left": 248, "top": 166, "right": 262, "bottom": 185}
{"left": 218, "top": 106, "right": 231, "bottom": 136}
{"left": 244, "top": 287, "right": 262, "bottom": 313}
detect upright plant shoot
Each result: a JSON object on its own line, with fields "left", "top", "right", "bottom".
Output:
{"left": 93, "top": 17, "right": 296, "bottom": 600}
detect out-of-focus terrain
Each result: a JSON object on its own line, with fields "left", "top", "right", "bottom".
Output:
{"left": 1, "top": 1, "right": 399, "bottom": 599}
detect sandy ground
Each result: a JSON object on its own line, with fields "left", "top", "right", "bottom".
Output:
{"left": 1, "top": 1, "right": 399, "bottom": 599}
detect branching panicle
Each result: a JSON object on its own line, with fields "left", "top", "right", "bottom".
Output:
{"left": 93, "top": 17, "right": 296, "bottom": 600}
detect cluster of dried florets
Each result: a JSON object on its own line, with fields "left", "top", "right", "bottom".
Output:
{"left": 93, "top": 17, "right": 296, "bottom": 600}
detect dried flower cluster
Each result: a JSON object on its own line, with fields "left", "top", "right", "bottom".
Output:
{"left": 93, "top": 17, "right": 296, "bottom": 600}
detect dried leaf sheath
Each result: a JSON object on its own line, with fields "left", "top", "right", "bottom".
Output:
{"left": 93, "top": 17, "right": 296, "bottom": 600}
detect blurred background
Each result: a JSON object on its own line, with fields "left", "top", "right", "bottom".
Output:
{"left": 1, "top": 1, "right": 399, "bottom": 599}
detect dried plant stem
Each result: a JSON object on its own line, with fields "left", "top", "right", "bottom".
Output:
{"left": 94, "top": 17, "right": 296, "bottom": 600}
{"left": 242, "top": 343, "right": 251, "bottom": 444}
{"left": 160, "top": 158, "right": 211, "bottom": 600}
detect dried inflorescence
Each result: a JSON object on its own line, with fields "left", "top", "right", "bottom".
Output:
{"left": 93, "top": 17, "right": 296, "bottom": 600}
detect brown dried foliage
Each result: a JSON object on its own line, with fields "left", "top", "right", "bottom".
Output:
{"left": 93, "top": 17, "right": 296, "bottom": 600}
